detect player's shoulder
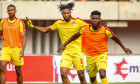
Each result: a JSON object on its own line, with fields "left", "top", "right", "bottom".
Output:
{"left": 2, "top": 17, "right": 8, "bottom": 21}
{"left": 81, "top": 24, "right": 90, "bottom": 30}
{"left": 101, "top": 25, "right": 110, "bottom": 30}
{"left": 0, "top": 18, "right": 7, "bottom": 24}
{"left": 0, "top": 19, "right": 4, "bottom": 23}
{"left": 104, "top": 26, "right": 113, "bottom": 35}
{"left": 105, "top": 27, "right": 112, "bottom": 31}
{"left": 73, "top": 17, "right": 88, "bottom": 24}
{"left": 19, "top": 19, "right": 24, "bottom": 23}
{"left": 17, "top": 18, "right": 25, "bottom": 25}
{"left": 83, "top": 24, "right": 90, "bottom": 28}
{"left": 72, "top": 17, "right": 83, "bottom": 21}
{"left": 54, "top": 18, "right": 64, "bottom": 24}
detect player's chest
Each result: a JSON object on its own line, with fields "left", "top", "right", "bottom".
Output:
{"left": 57, "top": 22, "right": 80, "bottom": 31}
{"left": 3, "top": 23, "right": 20, "bottom": 31}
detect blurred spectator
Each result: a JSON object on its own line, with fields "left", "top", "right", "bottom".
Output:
{"left": 130, "top": 0, "right": 137, "bottom": 2}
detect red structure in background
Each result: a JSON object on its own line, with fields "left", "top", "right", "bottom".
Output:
{"left": 6, "top": 56, "right": 54, "bottom": 82}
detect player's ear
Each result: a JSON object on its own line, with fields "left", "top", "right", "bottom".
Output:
{"left": 99, "top": 18, "right": 101, "bottom": 23}
{"left": 69, "top": 10, "right": 71, "bottom": 14}
{"left": 90, "top": 15, "right": 92, "bottom": 19}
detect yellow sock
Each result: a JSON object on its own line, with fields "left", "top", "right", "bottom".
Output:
{"left": 101, "top": 78, "right": 109, "bottom": 84}
{"left": 90, "top": 79, "right": 97, "bottom": 84}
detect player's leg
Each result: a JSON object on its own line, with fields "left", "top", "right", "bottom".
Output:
{"left": 97, "top": 52, "right": 109, "bottom": 84}
{"left": 77, "top": 70, "right": 87, "bottom": 84}
{"left": 11, "top": 47, "right": 24, "bottom": 84}
{"left": 60, "top": 67, "right": 70, "bottom": 84}
{"left": 0, "top": 68, "right": 1, "bottom": 84}
{"left": 15, "top": 66, "right": 23, "bottom": 84}
{"left": 0, "top": 61, "right": 9, "bottom": 84}
{"left": 86, "top": 56, "right": 98, "bottom": 84}
{"left": 90, "top": 76, "right": 97, "bottom": 84}
{"left": 99, "top": 69, "right": 108, "bottom": 84}
{"left": 73, "top": 53, "right": 87, "bottom": 84}
{"left": 0, "top": 47, "right": 11, "bottom": 84}
{"left": 60, "top": 53, "right": 73, "bottom": 84}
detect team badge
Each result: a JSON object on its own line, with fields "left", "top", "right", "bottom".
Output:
{"left": 87, "top": 70, "right": 90, "bottom": 73}
{"left": 72, "top": 21, "right": 76, "bottom": 25}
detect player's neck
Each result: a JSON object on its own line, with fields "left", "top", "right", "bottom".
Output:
{"left": 64, "top": 17, "right": 71, "bottom": 22}
{"left": 9, "top": 16, "right": 16, "bottom": 21}
{"left": 92, "top": 24, "right": 100, "bottom": 30}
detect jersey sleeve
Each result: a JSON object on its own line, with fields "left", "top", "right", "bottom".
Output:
{"left": 79, "top": 25, "right": 86, "bottom": 35}
{"left": 20, "top": 20, "right": 25, "bottom": 32}
{"left": 0, "top": 19, "right": 4, "bottom": 31}
{"left": 50, "top": 20, "right": 59, "bottom": 31}
{"left": 105, "top": 28, "right": 113, "bottom": 38}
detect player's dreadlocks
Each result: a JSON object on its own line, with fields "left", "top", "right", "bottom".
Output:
{"left": 7, "top": 4, "right": 16, "bottom": 10}
{"left": 58, "top": 2, "right": 74, "bottom": 11}
{"left": 91, "top": 10, "right": 101, "bottom": 17}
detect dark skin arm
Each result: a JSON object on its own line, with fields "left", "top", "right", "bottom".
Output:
{"left": 0, "top": 30, "right": 2, "bottom": 40}
{"left": 0, "top": 30, "right": 6, "bottom": 41}
{"left": 57, "top": 31, "right": 81, "bottom": 53}
{"left": 26, "top": 17, "right": 52, "bottom": 33}
{"left": 111, "top": 34, "right": 132, "bottom": 55}
{"left": 20, "top": 31, "right": 26, "bottom": 57}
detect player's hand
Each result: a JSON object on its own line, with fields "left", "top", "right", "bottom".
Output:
{"left": 0, "top": 36, "right": 6, "bottom": 42}
{"left": 124, "top": 48, "right": 132, "bottom": 55}
{"left": 57, "top": 45, "right": 66, "bottom": 53}
{"left": 19, "top": 49, "right": 24, "bottom": 58}
{"left": 26, "top": 17, "right": 34, "bottom": 28}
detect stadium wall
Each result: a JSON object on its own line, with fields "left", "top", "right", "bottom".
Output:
{"left": 0, "top": 2, "right": 140, "bottom": 20}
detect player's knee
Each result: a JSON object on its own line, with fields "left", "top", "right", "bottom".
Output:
{"left": 77, "top": 70, "right": 85, "bottom": 82}
{"left": 60, "top": 71, "right": 67, "bottom": 78}
{"left": 90, "top": 76, "right": 96, "bottom": 83}
{"left": 78, "top": 74, "right": 85, "bottom": 82}
{"left": 100, "top": 73, "right": 106, "bottom": 79}
{"left": 16, "top": 69, "right": 22, "bottom": 76}
{"left": 99, "top": 70, "right": 106, "bottom": 79}
{"left": 99, "top": 69, "right": 106, "bottom": 79}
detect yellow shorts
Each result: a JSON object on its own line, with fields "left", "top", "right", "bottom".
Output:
{"left": 60, "top": 53, "right": 85, "bottom": 71}
{"left": 86, "top": 52, "right": 108, "bottom": 77}
{"left": 0, "top": 47, "right": 24, "bottom": 66}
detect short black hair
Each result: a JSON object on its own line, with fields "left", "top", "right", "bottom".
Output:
{"left": 58, "top": 2, "right": 74, "bottom": 11}
{"left": 91, "top": 10, "right": 101, "bottom": 17}
{"left": 7, "top": 4, "right": 16, "bottom": 10}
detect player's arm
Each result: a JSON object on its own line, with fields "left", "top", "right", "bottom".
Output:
{"left": 20, "top": 31, "right": 26, "bottom": 57}
{"left": 57, "top": 31, "right": 81, "bottom": 53}
{"left": 19, "top": 20, "right": 26, "bottom": 57}
{"left": 0, "top": 19, "right": 6, "bottom": 41}
{"left": 0, "top": 30, "right": 2, "bottom": 41}
{"left": 26, "top": 17, "right": 52, "bottom": 33}
{"left": 111, "top": 34, "right": 132, "bottom": 55}
{"left": 0, "top": 19, "right": 2, "bottom": 40}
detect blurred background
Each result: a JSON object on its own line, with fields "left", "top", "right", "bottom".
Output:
{"left": 0, "top": 0, "right": 140, "bottom": 84}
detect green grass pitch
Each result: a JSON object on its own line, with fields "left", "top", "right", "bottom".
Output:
{"left": 6, "top": 83, "right": 140, "bottom": 84}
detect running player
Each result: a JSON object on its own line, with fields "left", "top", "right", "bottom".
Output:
{"left": 57, "top": 10, "right": 132, "bottom": 84}
{"left": 26, "top": 3, "right": 88, "bottom": 84}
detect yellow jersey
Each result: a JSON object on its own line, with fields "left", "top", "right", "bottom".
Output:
{"left": 50, "top": 17, "right": 88, "bottom": 53}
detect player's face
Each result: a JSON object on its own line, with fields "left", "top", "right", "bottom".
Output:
{"left": 7, "top": 7, "right": 16, "bottom": 18}
{"left": 90, "top": 15, "right": 101, "bottom": 27}
{"left": 61, "top": 9, "right": 71, "bottom": 22}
